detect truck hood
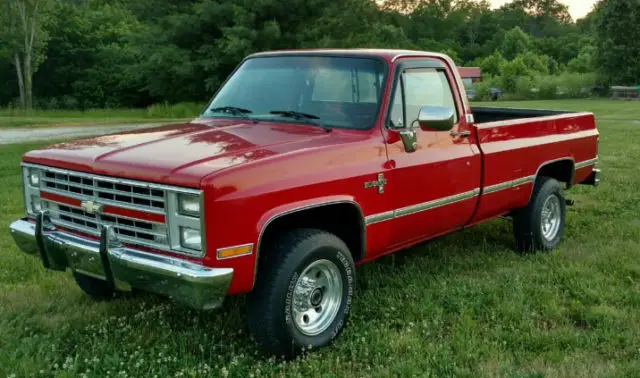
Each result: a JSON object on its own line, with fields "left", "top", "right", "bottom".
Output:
{"left": 23, "top": 119, "right": 336, "bottom": 188}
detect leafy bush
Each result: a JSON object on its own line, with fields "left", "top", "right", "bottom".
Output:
{"left": 470, "top": 73, "right": 597, "bottom": 101}
{"left": 514, "top": 76, "right": 537, "bottom": 99}
{"left": 475, "top": 51, "right": 506, "bottom": 77}
{"left": 498, "top": 56, "right": 529, "bottom": 93}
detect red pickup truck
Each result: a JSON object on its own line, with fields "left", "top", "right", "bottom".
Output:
{"left": 10, "top": 49, "right": 600, "bottom": 356}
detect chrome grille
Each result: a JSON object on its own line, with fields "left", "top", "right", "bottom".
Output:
{"left": 45, "top": 202, "right": 168, "bottom": 250}
{"left": 41, "top": 170, "right": 165, "bottom": 213}
{"left": 26, "top": 164, "right": 204, "bottom": 257}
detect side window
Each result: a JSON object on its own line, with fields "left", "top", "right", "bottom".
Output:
{"left": 389, "top": 80, "right": 404, "bottom": 127}
{"left": 389, "top": 69, "right": 458, "bottom": 128}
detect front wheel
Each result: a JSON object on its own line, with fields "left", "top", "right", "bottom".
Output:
{"left": 513, "top": 177, "right": 566, "bottom": 252}
{"left": 247, "top": 229, "right": 355, "bottom": 358}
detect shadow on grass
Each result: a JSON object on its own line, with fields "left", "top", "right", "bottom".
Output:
{"left": 366, "top": 218, "right": 516, "bottom": 272}
{"left": 42, "top": 219, "right": 530, "bottom": 367}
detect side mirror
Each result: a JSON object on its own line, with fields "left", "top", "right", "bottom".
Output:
{"left": 416, "top": 106, "right": 455, "bottom": 132}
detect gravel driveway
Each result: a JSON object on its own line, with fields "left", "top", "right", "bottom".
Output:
{"left": 0, "top": 123, "right": 164, "bottom": 144}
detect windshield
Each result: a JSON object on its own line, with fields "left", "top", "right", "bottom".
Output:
{"left": 203, "top": 56, "right": 387, "bottom": 130}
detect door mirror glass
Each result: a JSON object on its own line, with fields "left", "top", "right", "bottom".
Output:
{"left": 416, "top": 106, "right": 455, "bottom": 132}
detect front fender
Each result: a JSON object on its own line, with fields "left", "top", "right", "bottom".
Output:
{"left": 251, "top": 195, "right": 362, "bottom": 290}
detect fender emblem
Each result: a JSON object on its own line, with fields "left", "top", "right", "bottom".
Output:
{"left": 364, "top": 173, "right": 387, "bottom": 194}
{"left": 81, "top": 200, "right": 103, "bottom": 214}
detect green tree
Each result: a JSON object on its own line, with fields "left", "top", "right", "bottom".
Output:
{"left": 593, "top": 0, "right": 640, "bottom": 84}
{"left": 498, "top": 0, "right": 572, "bottom": 36}
{"left": 0, "top": 0, "right": 52, "bottom": 109}
{"left": 35, "top": 1, "right": 147, "bottom": 108}
{"left": 476, "top": 50, "right": 507, "bottom": 77}
{"left": 500, "top": 27, "right": 533, "bottom": 60}
{"left": 0, "top": 0, "right": 597, "bottom": 108}
{"left": 567, "top": 45, "right": 595, "bottom": 74}
{"left": 500, "top": 55, "right": 534, "bottom": 92}
{"left": 520, "top": 51, "right": 549, "bottom": 75}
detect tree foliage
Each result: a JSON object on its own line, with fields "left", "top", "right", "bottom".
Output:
{"left": 0, "top": 0, "right": 627, "bottom": 108}
{"left": 593, "top": 0, "right": 640, "bottom": 85}
{"left": 0, "top": 0, "right": 53, "bottom": 109}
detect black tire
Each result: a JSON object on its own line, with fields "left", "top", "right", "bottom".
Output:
{"left": 513, "top": 176, "right": 566, "bottom": 253}
{"left": 247, "top": 228, "right": 355, "bottom": 358}
{"left": 73, "top": 272, "right": 117, "bottom": 300}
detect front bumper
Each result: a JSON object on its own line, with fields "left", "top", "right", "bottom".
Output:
{"left": 9, "top": 213, "right": 233, "bottom": 310}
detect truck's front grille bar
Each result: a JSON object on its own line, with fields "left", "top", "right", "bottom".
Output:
{"left": 42, "top": 171, "right": 165, "bottom": 213}
{"left": 45, "top": 202, "right": 169, "bottom": 251}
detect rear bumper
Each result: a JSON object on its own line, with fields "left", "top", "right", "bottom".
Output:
{"left": 9, "top": 214, "right": 232, "bottom": 310}
{"left": 581, "top": 168, "right": 601, "bottom": 187}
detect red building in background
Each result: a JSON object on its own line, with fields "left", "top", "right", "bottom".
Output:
{"left": 458, "top": 67, "right": 482, "bottom": 87}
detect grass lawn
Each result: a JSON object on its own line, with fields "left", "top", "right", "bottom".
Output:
{"left": 0, "top": 116, "right": 186, "bottom": 128}
{"left": 1, "top": 99, "right": 640, "bottom": 377}
{"left": 0, "top": 103, "right": 205, "bottom": 128}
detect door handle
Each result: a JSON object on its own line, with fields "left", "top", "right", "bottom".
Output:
{"left": 451, "top": 130, "right": 471, "bottom": 138}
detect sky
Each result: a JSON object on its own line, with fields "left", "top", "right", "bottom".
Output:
{"left": 489, "top": 0, "right": 598, "bottom": 20}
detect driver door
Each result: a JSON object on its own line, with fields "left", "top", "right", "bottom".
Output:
{"left": 383, "top": 59, "right": 481, "bottom": 248}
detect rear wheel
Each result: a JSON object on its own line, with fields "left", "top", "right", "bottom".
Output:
{"left": 513, "top": 177, "right": 566, "bottom": 252}
{"left": 73, "top": 272, "right": 117, "bottom": 301}
{"left": 247, "top": 229, "right": 355, "bottom": 358}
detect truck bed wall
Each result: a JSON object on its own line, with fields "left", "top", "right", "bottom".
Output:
{"left": 470, "top": 111, "right": 599, "bottom": 224}
{"left": 472, "top": 107, "right": 569, "bottom": 124}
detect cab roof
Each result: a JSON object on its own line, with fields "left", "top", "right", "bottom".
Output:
{"left": 247, "top": 49, "right": 449, "bottom": 63}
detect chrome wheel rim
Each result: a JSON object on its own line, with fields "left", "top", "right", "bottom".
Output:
{"left": 541, "top": 195, "right": 561, "bottom": 241}
{"left": 291, "top": 259, "right": 343, "bottom": 336}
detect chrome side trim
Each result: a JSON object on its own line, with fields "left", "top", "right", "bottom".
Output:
{"left": 394, "top": 188, "right": 479, "bottom": 218}
{"left": 365, "top": 188, "right": 480, "bottom": 226}
{"left": 483, "top": 176, "right": 535, "bottom": 195}
{"left": 254, "top": 200, "right": 366, "bottom": 288}
{"left": 364, "top": 211, "right": 395, "bottom": 225}
{"left": 364, "top": 155, "right": 596, "bottom": 227}
{"left": 575, "top": 157, "right": 599, "bottom": 169}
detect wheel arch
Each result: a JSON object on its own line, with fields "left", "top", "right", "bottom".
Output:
{"left": 253, "top": 199, "right": 366, "bottom": 289}
{"left": 531, "top": 157, "right": 576, "bottom": 196}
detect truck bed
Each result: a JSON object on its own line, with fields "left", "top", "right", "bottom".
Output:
{"left": 471, "top": 106, "right": 569, "bottom": 124}
{"left": 468, "top": 108, "right": 599, "bottom": 224}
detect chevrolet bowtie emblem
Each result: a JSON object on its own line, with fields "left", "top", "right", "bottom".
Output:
{"left": 364, "top": 173, "right": 387, "bottom": 194}
{"left": 81, "top": 200, "right": 103, "bottom": 214}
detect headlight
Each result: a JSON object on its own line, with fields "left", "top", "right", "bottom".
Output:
{"left": 167, "top": 190, "right": 204, "bottom": 257}
{"left": 28, "top": 168, "right": 40, "bottom": 187}
{"left": 180, "top": 227, "right": 202, "bottom": 250}
{"left": 31, "top": 196, "right": 42, "bottom": 212}
{"left": 178, "top": 193, "right": 200, "bottom": 217}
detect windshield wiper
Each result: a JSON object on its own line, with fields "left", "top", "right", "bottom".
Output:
{"left": 269, "top": 110, "right": 331, "bottom": 132}
{"left": 207, "top": 106, "right": 256, "bottom": 122}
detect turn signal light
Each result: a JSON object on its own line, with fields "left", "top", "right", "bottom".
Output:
{"left": 217, "top": 244, "right": 253, "bottom": 260}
